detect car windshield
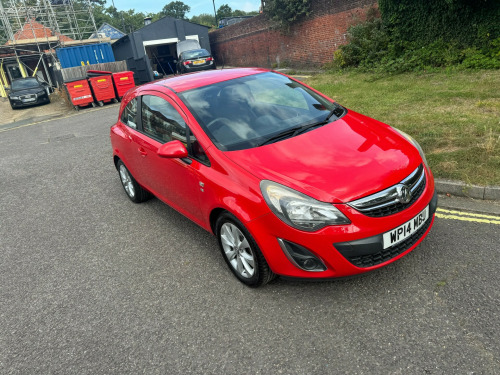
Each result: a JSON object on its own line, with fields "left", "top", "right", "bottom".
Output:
{"left": 179, "top": 72, "right": 346, "bottom": 151}
{"left": 183, "top": 49, "right": 210, "bottom": 60}
{"left": 12, "top": 78, "right": 40, "bottom": 90}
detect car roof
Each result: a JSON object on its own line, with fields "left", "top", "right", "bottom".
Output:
{"left": 151, "top": 68, "right": 270, "bottom": 93}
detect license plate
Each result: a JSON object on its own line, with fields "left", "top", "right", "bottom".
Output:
{"left": 22, "top": 98, "right": 36, "bottom": 102}
{"left": 193, "top": 59, "right": 205, "bottom": 65}
{"left": 382, "top": 206, "right": 429, "bottom": 249}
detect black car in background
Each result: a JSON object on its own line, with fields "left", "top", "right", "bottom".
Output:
{"left": 8, "top": 77, "right": 52, "bottom": 109}
{"left": 176, "top": 49, "right": 216, "bottom": 74}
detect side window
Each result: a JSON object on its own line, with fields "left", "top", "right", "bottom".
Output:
{"left": 120, "top": 97, "right": 138, "bottom": 129}
{"left": 141, "top": 95, "right": 187, "bottom": 145}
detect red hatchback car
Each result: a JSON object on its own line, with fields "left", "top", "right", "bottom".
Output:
{"left": 110, "top": 68, "right": 437, "bottom": 287}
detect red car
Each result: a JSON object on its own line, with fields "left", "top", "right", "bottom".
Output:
{"left": 110, "top": 68, "right": 437, "bottom": 287}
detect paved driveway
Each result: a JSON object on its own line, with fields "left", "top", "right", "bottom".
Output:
{"left": 0, "top": 91, "right": 74, "bottom": 126}
{"left": 1, "top": 107, "right": 499, "bottom": 374}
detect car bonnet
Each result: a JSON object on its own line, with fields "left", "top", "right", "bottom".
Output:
{"left": 223, "top": 110, "right": 422, "bottom": 203}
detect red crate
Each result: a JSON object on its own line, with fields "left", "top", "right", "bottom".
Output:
{"left": 65, "top": 79, "right": 94, "bottom": 110}
{"left": 112, "top": 71, "right": 135, "bottom": 99}
{"left": 88, "top": 75, "right": 116, "bottom": 106}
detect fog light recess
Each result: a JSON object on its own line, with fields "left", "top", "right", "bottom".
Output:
{"left": 277, "top": 239, "right": 327, "bottom": 272}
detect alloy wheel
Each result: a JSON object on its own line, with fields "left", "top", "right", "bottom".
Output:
{"left": 220, "top": 222, "right": 255, "bottom": 278}
{"left": 119, "top": 164, "right": 135, "bottom": 198}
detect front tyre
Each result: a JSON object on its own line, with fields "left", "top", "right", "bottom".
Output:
{"left": 216, "top": 212, "right": 275, "bottom": 287}
{"left": 117, "top": 160, "right": 150, "bottom": 203}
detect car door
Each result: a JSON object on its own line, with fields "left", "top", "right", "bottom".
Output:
{"left": 114, "top": 97, "right": 144, "bottom": 178}
{"left": 134, "top": 91, "right": 208, "bottom": 224}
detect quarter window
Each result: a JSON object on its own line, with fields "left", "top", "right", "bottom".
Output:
{"left": 121, "top": 98, "right": 138, "bottom": 129}
{"left": 188, "top": 128, "right": 209, "bottom": 164}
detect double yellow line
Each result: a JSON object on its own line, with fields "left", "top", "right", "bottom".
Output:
{"left": 436, "top": 208, "right": 500, "bottom": 225}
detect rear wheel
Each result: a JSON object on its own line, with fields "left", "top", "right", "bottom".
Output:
{"left": 216, "top": 212, "right": 275, "bottom": 287}
{"left": 117, "top": 160, "right": 150, "bottom": 203}
{"left": 98, "top": 101, "right": 104, "bottom": 107}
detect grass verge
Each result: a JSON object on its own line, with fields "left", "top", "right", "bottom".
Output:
{"left": 303, "top": 70, "right": 500, "bottom": 186}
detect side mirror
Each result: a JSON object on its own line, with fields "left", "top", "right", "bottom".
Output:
{"left": 157, "top": 140, "right": 188, "bottom": 159}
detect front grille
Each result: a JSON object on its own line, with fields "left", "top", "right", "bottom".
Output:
{"left": 349, "top": 164, "right": 426, "bottom": 217}
{"left": 346, "top": 217, "right": 432, "bottom": 268}
{"left": 363, "top": 178, "right": 426, "bottom": 217}
{"left": 20, "top": 94, "right": 36, "bottom": 100}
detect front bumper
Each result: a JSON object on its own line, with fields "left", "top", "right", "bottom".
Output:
{"left": 333, "top": 191, "right": 437, "bottom": 268}
{"left": 9, "top": 93, "right": 50, "bottom": 108}
{"left": 245, "top": 167, "right": 437, "bottom": 279}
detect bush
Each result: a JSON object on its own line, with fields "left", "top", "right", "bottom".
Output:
{"left": 461, "top": 38, "right": 500, "bottom": 69}
{"left": 329, "top": 16, "right": 500, "bottom": 73}
{"left": 378, "top": 0, "right": 500, "bottom": 49}
{"left": 337, "top": 17, "right": 390, "bottom": 68}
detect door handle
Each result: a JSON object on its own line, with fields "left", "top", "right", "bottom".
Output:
{"left": 138, "top": 147, "right": 147, "bottom": 156}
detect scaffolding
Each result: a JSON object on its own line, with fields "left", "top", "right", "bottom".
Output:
{"left": 0, "top": 0, "right": 102, "bottom": 96}
{"left": 0, "top": 0, "right": 100, "bottom": 44}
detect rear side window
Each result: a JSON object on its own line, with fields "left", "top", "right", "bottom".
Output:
{"left": 141, "top": 95, "right": 187, "bottom": 145}
{"left": 121, "top": 98, "right": 138, "bottom": 129}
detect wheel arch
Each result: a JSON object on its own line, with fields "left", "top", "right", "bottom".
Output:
{"left": 113, "top": 155, "right": 121, "bottom": 170}
{"left": 209, "top": 207, "right": 227, "bottom": 234}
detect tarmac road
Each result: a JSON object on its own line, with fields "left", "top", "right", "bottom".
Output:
{"left": 1, "top": 106, "right": 499, "bottom": 374}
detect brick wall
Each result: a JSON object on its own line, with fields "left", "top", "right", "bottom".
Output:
{"left": 209, "top": 0, "right": 378, "bottom": 68}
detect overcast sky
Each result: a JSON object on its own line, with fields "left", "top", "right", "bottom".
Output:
{"left": 107, "top": 0, "right": 261, "bottom": 17}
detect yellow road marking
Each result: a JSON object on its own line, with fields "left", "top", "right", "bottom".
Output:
{"left": 436, "top": 208, "right": 500, "bottom": 220}
{"left": 436, "top": 208, "right": 500, "bottom": 225}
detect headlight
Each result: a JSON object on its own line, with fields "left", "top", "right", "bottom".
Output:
{"left": 260, "top": 180, "right": 350, "bottom": 231}
{"left": 10, "top": 95, "right": 20, "bottom": 100}
{"left": 393, "top": 128, "right": 428, "bottom": 166}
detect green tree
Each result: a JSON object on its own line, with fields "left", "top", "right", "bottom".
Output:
{"left": 190, "top": 13, "right": 216, "bottom": 27}
{"left": 264, "top": 0, "right": 310, "bottom": 30}
{"left": 159, "top": 1, "right": 191, "bottom": 20}
{"left": 103, "top": 6, "right": 148, "bottom": 33}
{"left": 217, "top": 4, "right": 232, "bottom": 19}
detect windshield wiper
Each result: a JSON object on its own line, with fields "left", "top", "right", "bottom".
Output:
{"left": 290, "top": 105, "right": 343, "bottom": 137}
{"left": 257, "top": 105, "right": 345, "bottom": 147}
{"left": 257, "top": 126, "right": 304, "bottom": 146}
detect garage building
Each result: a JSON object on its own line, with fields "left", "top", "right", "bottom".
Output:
{"left": 112, "top": 17, "right": 211, "bottom": 84}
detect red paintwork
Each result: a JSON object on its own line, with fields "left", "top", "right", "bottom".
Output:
{"left": 112, "top": 71, "right": 135, "bottom": 98}
{"left": 88, "top": 75, "right": 116, "bottom": 103}
{"left": 153, "top": 67, "right": 269, "bottom": 92}
{"left": 158, "top": 140, "right": 189, "bottom": 159}
{"left": 110, "top": 68, "right": 436, "bottom": 279}
{"left": 227, "top": 110, "right": 421, "bottom": 203}
{"left": 65, "top": 79, "right": 94, "bottom": 108}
